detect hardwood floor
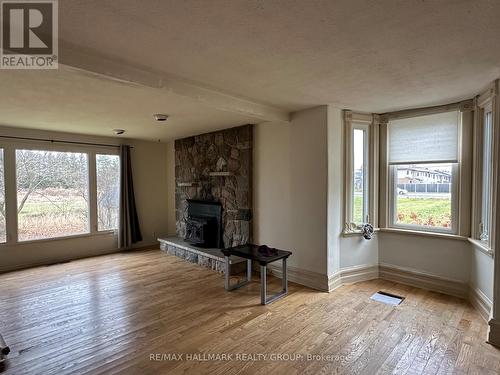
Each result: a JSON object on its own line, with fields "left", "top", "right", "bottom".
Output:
{"left": 1, "top": 249, "right": 499, "bottom": 374}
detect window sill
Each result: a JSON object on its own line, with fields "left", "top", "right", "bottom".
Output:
{"left": 379, "top": 228, "right": 468, "bottom": 241}
{"left": 1, "top": 230, "right": 117, "bottom": 246}
{"left": 468, "top": 238, "right": 494, "bottom": 257}
{"left": 342, "top": 228, "right": 379, "bottom": 237}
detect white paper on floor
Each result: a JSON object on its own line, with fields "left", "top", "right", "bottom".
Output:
{"left": 370, "top": 291, "right": 404, "bottom": 306}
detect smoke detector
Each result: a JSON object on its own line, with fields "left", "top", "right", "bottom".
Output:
{"left": 113, "top": 129, "right": 125, "bottom": 135}
{"left": 153, "top": 114, "right": 169, "bottom": 122}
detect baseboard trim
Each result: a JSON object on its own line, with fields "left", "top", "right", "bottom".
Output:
{"left": 379, "top": 263, "right": 468, "bottom": 299}
{"left": 470, "top": 287, "right": 492, "bottom": 322}
{"left": 270, "top": 264, "right": 379, "bottom": 293}
{"left": 328, "top": 272, "right": 342, "bottom": 292}
{"left": 267, "top": 263, "right": 329, "bottom": 292}
{"left": 340, "top": 264, "right": 379, "bottom": 284}
{"left": 327, "top": 264, "right": 379, "bottom": 292}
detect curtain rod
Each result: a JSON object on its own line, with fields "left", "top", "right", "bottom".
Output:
{"left": 0, "top": 135, "right": 130, "bottom": 148}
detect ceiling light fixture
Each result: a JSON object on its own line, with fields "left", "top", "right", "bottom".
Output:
{"left": 113, "top": 129, "right": 125, "bottom": 135}
{"left": 153, "top": 114, "right": 169, "bottom": 122}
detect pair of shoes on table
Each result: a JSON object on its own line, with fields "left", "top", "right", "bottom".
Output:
{"left": 257, "top": 245, "right": 278, "bottom": 257}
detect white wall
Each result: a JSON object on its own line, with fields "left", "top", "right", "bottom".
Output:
{"left": 340, "top": 236, "right": 379, "bottom": 269}
{"left": 327, "top": 107, "right": 342, "bottom": 277}
{"left": 254, "top": 106, "right": 328, "bottom": 276}
{"left": 470, "top": 245, "right": 494, "bottom": 302}
{"left": 253, "top": 121, "right": 291, "bottom": 253}
{"left": 378, "top": 233, "right": 471, "bottom": 282}
{"left": 0, "top": 126, "right": 170, "bottom": 272}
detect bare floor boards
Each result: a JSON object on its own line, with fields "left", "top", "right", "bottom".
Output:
{"left": 1, "top": 249, "right": 499, "bottom": 374}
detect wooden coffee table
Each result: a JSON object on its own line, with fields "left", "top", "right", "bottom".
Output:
{"left": 221, "top": 244, "right": 292, "bottom": 305}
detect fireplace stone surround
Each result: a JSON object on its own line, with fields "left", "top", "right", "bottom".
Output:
{"left": 175, "top": 124, "right": 253, "bottom": 248}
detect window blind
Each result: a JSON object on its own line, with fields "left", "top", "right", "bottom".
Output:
{"left": 388, "top": 111, "right": 459, "bottom": 164}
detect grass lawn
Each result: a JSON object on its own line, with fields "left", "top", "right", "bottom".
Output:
{"left": 19, "top": 200, "right": 87, "bottom": 215}
{"left": 396, "top": 198, "right": 450, "bottom": 219}
{"left": 353, "top": 196, "right": 451, "bottom": 227}
{"left": 17, "top": 196, "right": 89, "bottom": 240}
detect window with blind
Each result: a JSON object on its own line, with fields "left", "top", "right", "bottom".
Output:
{"left": 388, "top": 111, "right": 460, "bottom": 233}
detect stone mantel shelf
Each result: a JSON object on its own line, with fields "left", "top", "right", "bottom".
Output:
{"left": 209, "top": 171, "right": 234, "bottom": 177}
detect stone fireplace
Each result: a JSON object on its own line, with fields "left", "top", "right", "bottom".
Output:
{"left": 175, "top": 124, "right": 253, "bottom": 248}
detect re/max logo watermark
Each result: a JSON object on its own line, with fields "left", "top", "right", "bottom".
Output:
{"left": 1, "top": 0, "right": 58, "bottom": 69}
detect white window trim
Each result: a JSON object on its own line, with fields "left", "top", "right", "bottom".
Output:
{"left": 379, "top": 100, "right": 473, "bottom": 237}
{"left": 343, "top": 111, "right": 379, "bottom": 235}
{"left": 471, "top": 81, "right": 499, "bottom": 252}
{"left": 0, "top": 138, "right": 119, "bottom": 246}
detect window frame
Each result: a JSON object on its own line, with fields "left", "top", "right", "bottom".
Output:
{"left": 0, "top": 139, "right": 120, "bottom": 246}
{"left": 379, "top": 101, "right": 473, "bottom": 237}
{"left": 95, "top": 152, "right": 121, "bottom": 232}
{"left": 343, "top": 111, "right": 379, "bottom": 234}
{"left": 15, "top": 147, "right": 92, "bottom": 242}
{"left": 480, "top": 106, "right": 493, "bottom": 242}
{"left": 352, "top": 125, "right": 369, "bottom": 226}
{"left": 472, "top": 83, "right": 498, "bottom": 253}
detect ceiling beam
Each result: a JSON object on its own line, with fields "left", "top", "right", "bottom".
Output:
{"left": 59, "top": 42, "right": 290, "bottom": 123}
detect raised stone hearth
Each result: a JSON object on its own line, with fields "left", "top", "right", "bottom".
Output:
{"left": 158, "top": 237, "right": 246, "bottom": 274}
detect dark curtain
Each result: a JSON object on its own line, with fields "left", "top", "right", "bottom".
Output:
{"left": 119, "top": 145, "right": 142, "bottom": 248}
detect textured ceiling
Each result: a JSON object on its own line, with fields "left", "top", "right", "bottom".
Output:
{"left": 59, "top": 0, "right": 500, "bottom": 113}
{"left": 0, "top": 69, "right": 260, "bottom": 141}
